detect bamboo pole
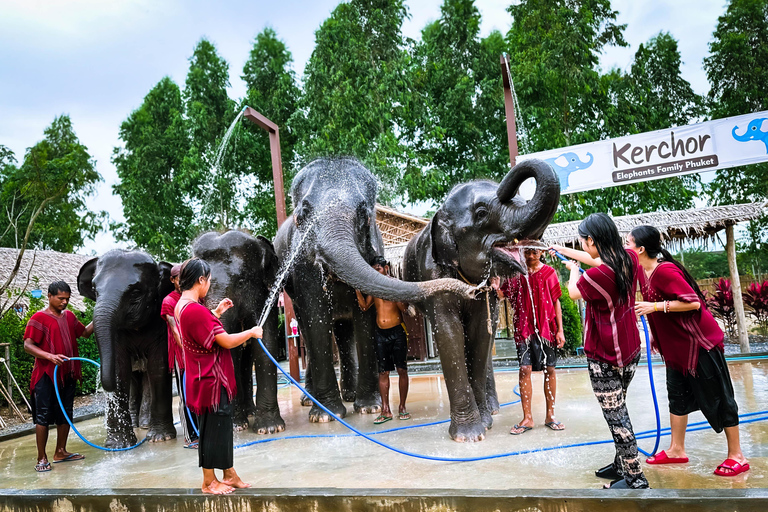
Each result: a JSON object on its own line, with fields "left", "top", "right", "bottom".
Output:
{"left": 1, "top": 358, "right": 31, "bottom": 412}
{"left": 726, "top": 224, "right": 750, "bottom": 353}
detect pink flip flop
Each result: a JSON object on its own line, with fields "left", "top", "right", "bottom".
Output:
{"left": 646, "top": 450, "right": 688, "bottom": 465}
{"left": 714, "top": 459, "right": 750, "bottom": 476}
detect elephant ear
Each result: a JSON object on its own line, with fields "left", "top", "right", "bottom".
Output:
{"left": 157, "top": 261, "right": 175, "bottom": 299}
{"left": 430, "top": 210, "right": 460, "bottom": 269}
{"left": 256, "top": 236, "right": 279, "bottom": 289}
{"left": 77, "top": 257, "right": 99, "bottom": 301}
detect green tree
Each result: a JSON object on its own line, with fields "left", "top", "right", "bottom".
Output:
{"left": 112, "top": 77, "right": 193, "bottom": 261}
{"left": 181, "top": 39, "right": 240, "bottom": 231}
{"left": 238, "top": 27, "right": 302, "bottom": 238}
{"left": 404, "top": 0, "right": 509, "bottom": 205}
{"left": 299, "top": 0, "right": 411, "bottom": 199}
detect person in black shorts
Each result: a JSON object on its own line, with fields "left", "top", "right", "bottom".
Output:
{"left": 356, "top": 256, "right": 410, "bottom": 424}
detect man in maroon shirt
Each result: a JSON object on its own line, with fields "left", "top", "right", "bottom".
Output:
{"left": 24, "top": 281, "right": 93, "bottom": 472}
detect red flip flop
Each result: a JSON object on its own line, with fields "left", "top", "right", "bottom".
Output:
{"left": 714, "top": 459, "right": 750, "bottom": 476}
{"left": 646, "top": 450, "right": 689, "bottom": 465}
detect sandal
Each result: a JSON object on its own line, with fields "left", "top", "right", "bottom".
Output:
{"left": 373, "top": 414, "right": 393, "bottom": 425}
{"left": 510, "top": 424, "right": 533, "bottom": 435}
{"left": 544, "top": 421, "right": 565, "bottom": 431}
{"left": 184, "top": 441, "right": 199, "bottom": 449}
{"left": 398, "top": 412, "right": 411, "bottom": 420}
{"left": 646, "top": 450, "right": 688, "bottom": 465}
{"left": 714, "top": 459, "right": 750, "bottom": 476}
{"left": 35, "top": 460, "right": 52, "bottom": 473}
{"left": 53, "top": 453, "right": 85, "bottom": 463}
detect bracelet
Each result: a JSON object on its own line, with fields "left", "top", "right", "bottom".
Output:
{"left": 664, "top": 301, "right": 669, "bottom": 313}
{"left": 654, "top": 302, "right": 658, "bottom": 312}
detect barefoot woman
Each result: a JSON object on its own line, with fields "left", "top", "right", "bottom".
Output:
{"left": 175, "top": 258, "right": 261, "bottom": 494}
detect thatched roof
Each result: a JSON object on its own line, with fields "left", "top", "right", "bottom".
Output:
{"left": 376, "top": 204, "right": 429, "bottom": 246}
{"left": 543, "top": 201, "right": 768, "bottom": 248}
{"left": 0, "top": 248, "right": 93, "bottom": 313}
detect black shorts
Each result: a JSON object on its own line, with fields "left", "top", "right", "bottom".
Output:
{"left": 375, "top": 324, "right": 408, "bottom": 372}
{"left": 516, "top": 335, "right": 557, "bottom": 371}
{"left": 666, "top": 347, "right": 739, "bottom": 433}
{"left": 32, "top": 373, "right": 76, "bottom": 426}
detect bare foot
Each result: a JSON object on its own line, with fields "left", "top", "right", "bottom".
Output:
{"left": 221, "top": 477, "right": 251, "bottom": 489}
{"left": 202, "top": 481, "right": 234, "bottom": 494}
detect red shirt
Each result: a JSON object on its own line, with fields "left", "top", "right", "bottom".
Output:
{"left": 577, "top": 249, "right": 641, "bottom": 367}
{"left": 639, "top": 262, "right": 723, "bottom": 374}
{"left": 176, "top": 301, "right": 236, "bottom": 415}
{"left": 161, "top": 290, "right": 183, "bottom": 372}
{"left": 24, "top": 310, "right": 84, "bottom": 391}
{"left": 501, "top": 264, "right": 562, "bottom": 345}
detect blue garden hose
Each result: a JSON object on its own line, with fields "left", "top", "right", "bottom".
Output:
{"left": 53, "top": 357, "right": 148, "bottom": 452}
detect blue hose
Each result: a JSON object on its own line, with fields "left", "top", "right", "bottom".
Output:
{"left": 639, "top": 316, "right": 661, "bottom": 457}
{"left": 53, "top": 357, "right": 148, "bottom": 452}
{"left": 182, "top": 377, "right": 200, "bottom": 438}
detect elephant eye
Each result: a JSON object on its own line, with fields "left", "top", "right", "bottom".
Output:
{"left": 475, "top": 207, "right": 489, "bottom": 221}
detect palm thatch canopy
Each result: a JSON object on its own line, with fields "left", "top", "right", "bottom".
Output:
{"left": 0, "top": 248, "right": 93, "bottom": 313}
{"left": 543, "top": 201, "right": 768, "bottom": 248}
{"left": 376, "top": 204, "right": 429, "bottom": 247}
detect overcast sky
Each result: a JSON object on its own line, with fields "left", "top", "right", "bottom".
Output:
{"left": 0, "top": 0, "right": 729, "bottom": 255}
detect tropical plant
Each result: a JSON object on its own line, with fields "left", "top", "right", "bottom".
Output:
{"left": 706, "top": 278, "right": 737, "bottom": 338}
{"left": 743, "top": 280, "right": 768, "bottom": 334}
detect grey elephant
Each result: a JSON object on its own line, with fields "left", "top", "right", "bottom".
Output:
{"left": 77, "top": 250, "right": 177, "bottom": 448}
{"left": 274, "top": 157, "right": 475, "bottom": 423}
{"left": 192, "top": 230, "right": 284, "bottom": 434}
{"left": 403, "top": 159, "right": 560, "bottom": 442}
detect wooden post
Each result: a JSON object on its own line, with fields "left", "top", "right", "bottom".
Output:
{"left": 500, "top": 54, "right": 519, "bottom": 167}
{"left": 726, "top": 224, "right": 750, "bottom": 353}
{"left": 242, "top": 107, "right": 301, "bottom": 380}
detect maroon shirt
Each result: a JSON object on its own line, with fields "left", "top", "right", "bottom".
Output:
{"left": 577, "top": 249, "right": 641, "bottom": 367}
{"left": 501, "top": 264, "right": 562, "bottom": 346}
{"left": 161, "top": 290, "right": 183, "bottom": 372}
{"left": 639, "top": 262, "right": 723, "bottom": 374}
{"left": 175, "top": 300, "right": 236, "bottom": 415}
{"left": 25, "top": 310, "right": 84, "bottom": 391}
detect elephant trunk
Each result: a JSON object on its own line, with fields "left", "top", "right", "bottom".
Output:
{"left": 496, "top": 158, "right": 560, "bottom": 240}
{"left": 317, "top": 207, "right": 475, "bottom": 302}
{"left": 92, "top": 298, "right": 119, "bottom": 392}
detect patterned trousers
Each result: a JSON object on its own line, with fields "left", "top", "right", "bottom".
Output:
{"left": 587, "top": 353, "right": 649, "bottom": 488}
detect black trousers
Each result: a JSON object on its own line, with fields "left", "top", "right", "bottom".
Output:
{"left": 198, "top": 386, "right": 234, "bottom": 470}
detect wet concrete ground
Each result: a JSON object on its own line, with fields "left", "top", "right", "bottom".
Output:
{"left": 1, "top": 359, "right": 766, "bottom": 491}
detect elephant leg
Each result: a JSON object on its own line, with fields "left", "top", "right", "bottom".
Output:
{"left": 351, "top": 307, "right": 381, "bottom": 414}
{"left": 486, "top": 351, "right": 500, "bottom": 415}
{"left": 229, "top": 344, "right": 250, "bottom": 431}
{"left": 138, "top": 370, "right": 152, "bottom": 429}
{"left": 465, "top": 303, "right": 496, "bottom": 431}
{"left": 428, "top": 303, "right": 485, "bottom": 443}
{"left": 334, "top": 320, "right": 358, "bottom": 403}
{"left": 128, "top": 370, "right": 141, "bottom": 428}
{"left": 251, "top": 308, "right": 285, "bottom": 434}
{"left": 105, "top": 347, "right": 138, "bottom": 449}
{"left": 291, "top": 302, "right": 314, "bottom": 406}
{"left": 145, "top": 337, "right": 176, "bottom": 443}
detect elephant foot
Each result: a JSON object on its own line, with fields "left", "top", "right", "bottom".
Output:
{"left": 487, "top": 394, "right": 500, "bottom": 416}
{"left": 138, "top": 414, "right": 151, "bottom": 430}
{"left": 105, "top": 430, "right": 138, "bottom": 449}
{"left": 480, "top": 410, "right": 493, "bottom": 430}
{"left": 449, "top": 420, "right": 487, "bottom": 443}
{"left": 251, "top": 410, "right": 286, "bottom": 435}
{"left": 353, "top": 395, "right": 381, "bottom": 415}
{"left": 233, "top": 415, "right": 250, "bottom": 432}
{"left": 130, "top": 413, "right": 139, "bottom": 429}
{"left": 146, "top": 423, "right": 177, "bottom": 443}
{"left": 300, "top": 394, "right": 313, "bottom": 407}
{"left": 341, "top": 389, "right": 356, "bottom": 402}
{"left": 309, "top": 400, "right": 346, "bottom": 423}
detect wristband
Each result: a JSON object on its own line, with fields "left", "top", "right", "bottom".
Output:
{"left": 654, "top": 302, "right": 658, "bottom": 312}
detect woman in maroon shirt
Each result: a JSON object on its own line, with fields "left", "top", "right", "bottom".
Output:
{"left": 628, "top": 225, "right": 748, "bottom": 476}
{"left": 175, "top": 258, "right": 262, "bottom": 495}
{"left": 552, "top": 213, "right": 648, "bottom": 489}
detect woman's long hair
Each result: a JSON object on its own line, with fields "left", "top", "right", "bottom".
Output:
{"left": 630, "top": 225, "right": 705, "bottom": 302}
{"left": 179, "top": 258, "right": 211, "bottom": 293}
{"left": 578, "top": 213, "right": 634, "bottom": 305}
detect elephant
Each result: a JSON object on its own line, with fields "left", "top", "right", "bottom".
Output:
{"left": 274, "top": 157, "right": 475, "bottom": 423}
{"left": 192, "top": 230, "right": 284, "bottom": 434}
{"left": 403, "top": 159, "right": 560, "bottom": 442}
{"left": 544, "top": 151, "right": 593, "bottom": 190}
{"left": 732, "top": 118, "right": 768, "bottom": 153}
{"left": 77, "top": 250, "right": 176, "bottom": 448}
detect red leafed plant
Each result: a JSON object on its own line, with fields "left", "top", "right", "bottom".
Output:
{"left": 706, "top": 278, "right": 736, "bottom": 337}
{"left": 743, "top": 280, "right": 768, "bottom": 334}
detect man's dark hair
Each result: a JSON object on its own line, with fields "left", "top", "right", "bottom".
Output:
{"left": 371, "top": 255, "right": 389, "bottom": 268}
{"left": 48, "top": 281, "right": 71, "bottom": 296}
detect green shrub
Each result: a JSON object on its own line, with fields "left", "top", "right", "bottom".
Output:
{"left": 560, "top": 284, "right": 583, "bottom": 354}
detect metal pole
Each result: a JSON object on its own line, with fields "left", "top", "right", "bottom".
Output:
{"left": 500, "top": 54, "right": 519, "bottom": 167}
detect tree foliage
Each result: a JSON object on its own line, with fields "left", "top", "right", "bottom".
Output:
{"left": 112, "top": 77, "right": 193, "bottom": 262}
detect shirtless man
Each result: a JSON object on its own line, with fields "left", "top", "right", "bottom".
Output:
{"left": 355, "top": 256, "right": 410, "bottom": 424}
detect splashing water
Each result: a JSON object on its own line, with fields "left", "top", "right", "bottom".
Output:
{"left": 502, "top": 53, "right": 531, "bottom": 155}
{"left": 213, "top": 109, "right": 245, "bottom": 173}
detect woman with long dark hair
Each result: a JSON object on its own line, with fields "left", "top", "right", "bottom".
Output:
{"left": 551, "top": 213, "right": 649, "bottom": 489}
{"left": 627, "top": 225, "right": 748, "bottom": 476}
{"left": 175, "top": 258, "right": 262, "bottom": 494}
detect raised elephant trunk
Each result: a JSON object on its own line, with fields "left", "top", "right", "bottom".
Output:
{"left": 317, "top": 207, "right": 475, "bottom": 302}
{"left": 93, "top": 298, "right": 119, "bottom": 392}
{"left": 496, "top": 158, "right": 560, "bottom": 240}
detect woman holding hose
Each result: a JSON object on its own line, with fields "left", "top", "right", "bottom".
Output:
{"left": 626, "top": 225, "right": 748, "bottom": 476}
{"left": 175, "top": 258, "right": 262, "bottom": 494}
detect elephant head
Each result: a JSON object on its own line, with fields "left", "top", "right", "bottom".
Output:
{"left": 429, "top": 158, "right": 560, "bottom": 284}
{"left": 78, "top": 250, "right": 173, "bottom": 392}
{"left": 544, "top": 151, "right": 593, "bottom": 189}
{"left": 287, "top": 157, "right": 474, "bottom": 302}
{"left": 732, "top": 118, "right": 768, "bottom": 152}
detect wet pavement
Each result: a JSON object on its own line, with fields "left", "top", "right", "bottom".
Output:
{"left": 1, "top": 358, "right": 766, "bottom": 491}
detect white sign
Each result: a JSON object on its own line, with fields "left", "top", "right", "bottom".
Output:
{"left": 517, "top": 111, "right": 768, "bottom": 195}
